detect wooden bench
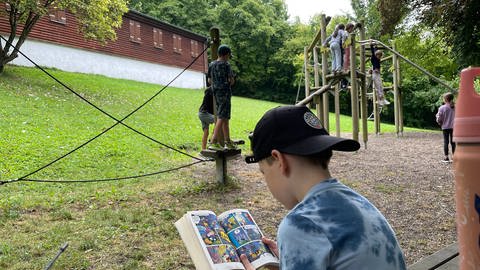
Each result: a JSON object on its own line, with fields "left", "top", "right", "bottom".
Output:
{"left": 408, "top": 243, "right": 458, "bottom": 270}
{"left": 200, "top": 140, "right": 244, "bottom": 184}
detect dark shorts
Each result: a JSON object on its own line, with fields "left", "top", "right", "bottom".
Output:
{"left": 213, "top": 88, "right": 231, "bottom": 119}
{"left": 198, "top": 111, "right": 214, "bottom": 130}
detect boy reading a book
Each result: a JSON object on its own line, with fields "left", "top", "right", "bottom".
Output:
{"left": 243, "top": 105, "right": 406, "bottom": 270}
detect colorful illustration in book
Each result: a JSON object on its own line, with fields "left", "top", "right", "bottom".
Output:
{"left": 234, "top": 212, "right": 255, "bottom": 226}
{"left": 237, "top": 241, "right": 269, "bottom": 262}
{"left": 218, "top": 244, "right": 240, "bottom": 263}
{"left": 229, "top": 228, "right": 250, "bottom": 247}
{"left": 219, "top": 230, "right": 231, "bottom": 244}
{"left": 205, "top": 229, "right": 221, "bottom": 245}
{"left": 221, "top": 214, "right": 240, "bottom": 231}
{"left": 244, "top": 225, "right": 262, "bottom": 240}
{"left": 193, "top": 213, "right": 223, "bottom": 246}
{"left": 207, "top": 246, "right": 222, "bottom": 264}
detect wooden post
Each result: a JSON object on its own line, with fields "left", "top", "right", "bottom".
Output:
{"left": 359, "top": 21, "right": 368, "bottom": 147}
{"left": 392, "top": 40, "right": 400, "bottom": 137}
{"left": 373, "top": 75, "right": 380, "bottom": 135}
{"left": 350, "top": 33, "right": 359, "bottom": 142}
{"left": 304, "top": 46, "right": 310, "bottom": 108}
{"left": 209, "top": 27, "right": 220, "bottom": 60}
{"left": 313, "top": 46, "right": 324, "bottom": 120}
{"left": 215, "top": 156, "right": 227, "bottom": 184}
{"left": 335, "top": 83, "right": 341, "bottom": 137}
{"left": 201, "top": 149, "right": 242, "bottom": 184}
{"left": 320, "top": 14, "right": 330, "bottom": 131}
{"left": 397, "top": 57, "right": 404, "bottom": 135}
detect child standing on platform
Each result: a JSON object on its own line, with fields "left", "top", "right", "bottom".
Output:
{"left": 198, "top": 86, "right": 214, "bottom": 150}
{"left": 323, "top": 24, "right": 346, "bottom": 74}
{"left": 436, "top": 92, "right": 456, "bottom": 163}
{"left": 207, "top": 44, "right": 236, "bottom": 150}
{"left": 342, "top": 22, "right": 355, "bottom": 72}
{"left": 340, "top": 22, "right": 355, "bottom": 89}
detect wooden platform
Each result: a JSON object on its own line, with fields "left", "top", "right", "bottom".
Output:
{"left": 408, "top": 243, "right": 458, "bottom": 270}
{"left": 200, "top": 139, "right": 244, "bottom": 184}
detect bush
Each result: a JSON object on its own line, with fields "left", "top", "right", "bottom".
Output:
{"left": 400, "top": 77, "right": 448, "bottom": 129}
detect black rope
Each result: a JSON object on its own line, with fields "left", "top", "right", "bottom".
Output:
{"left": 0, "top": 35, "right": 212, "bottom": 183}
{"left": 0, "top": 160, "right": 206, "bottom": 185}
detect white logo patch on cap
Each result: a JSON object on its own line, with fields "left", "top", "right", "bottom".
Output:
{"left": 304, "top": 112, "right": 323, "bottom": 129}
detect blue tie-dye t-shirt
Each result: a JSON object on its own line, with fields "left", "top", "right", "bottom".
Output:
{"left": 277, "top": 179, "right": 406, "bottom": 270}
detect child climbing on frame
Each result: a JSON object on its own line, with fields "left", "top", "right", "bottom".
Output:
{"left": 370, "top": 40, "right": 390, "bottom": 106}
{"left": 340, "top": 22, "right": 356, "bottom": 89}
{"left": 436, "top": 92, "right": 455, "bottom": 163}
{"left": 323, "top": 24, "right": 346, "bottom": 74}
{"left": 342, "top": 23, "right": 355, "bottom": 73}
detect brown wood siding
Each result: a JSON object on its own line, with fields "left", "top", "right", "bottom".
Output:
{"left": 0, "top": 8, "right": 207, "bottom": 73}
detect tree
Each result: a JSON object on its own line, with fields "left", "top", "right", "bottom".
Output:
{"left": 410, "top": 0, "right": 480, "bottom": 67}
{"left": 129, "top": 0, "right": 215, "bottom": 36}
{"left": 129, "top": 0, "right": 295, "bottom": 103}
{"left": 0, "top": 0, "right": 128, "bottom": 73}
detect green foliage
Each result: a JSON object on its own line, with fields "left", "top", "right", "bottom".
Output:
{"left": 377, "top": 0, "right": 409, "bottom": 36}
{"left": 65, "top": 0, "right": 129, "bottom": 42}
{"left": 128, "top": 0, "right": 296, "bottom": 104}
{"left": 351, "top": 0, "right": 382, "bottom": 38}
{"left": 394, "top": 25, "right": 458, "bottom": 80}
{"left": 410, "top": 0, "right": 480, "bottom": 67}
{"left": 128, "top": 0, "right": 215, "bottom": 36}
{"left": 400, "top": 77, "right": 453, "bottom": 128}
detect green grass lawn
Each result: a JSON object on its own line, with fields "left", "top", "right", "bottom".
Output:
{"left": 0, "top": 65, "right": 421, "bottom": 269}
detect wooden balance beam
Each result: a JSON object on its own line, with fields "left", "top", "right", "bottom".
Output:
{"left": 200, "top": 140, "right": 245, "bottom": 184}
{"left": 408, "top": 242, "right": 458, "bottom": 270}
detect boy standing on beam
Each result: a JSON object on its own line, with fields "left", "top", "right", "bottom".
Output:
{"left": 208, "top": 45, "right": 236, "bottom": 150}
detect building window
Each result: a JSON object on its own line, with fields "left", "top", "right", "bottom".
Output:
{"left": 191, "top": 40, "right": 199, "bottom": 58}
{"left": 129, "top": 19, "right": 141, "bottom": 43}
{"left": 173, "top": 34, "right": 182, "bottom": 54}
{"left": 49, "top": 8, "right": 66, "bottom": 24}
{"left": 153, "top": 28, "right": 163, "bottom": 49}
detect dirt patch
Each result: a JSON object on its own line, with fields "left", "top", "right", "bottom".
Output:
{"left": 223, "top": 131, "right": 456, "bottom": 265}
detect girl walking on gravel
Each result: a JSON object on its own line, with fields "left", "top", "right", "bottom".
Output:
{"left": 436, "top": 92, "right": 455, "bottom": 163}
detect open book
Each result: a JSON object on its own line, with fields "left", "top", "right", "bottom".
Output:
{"left": 175, "top": 209, "right": 279, "bottom": 270}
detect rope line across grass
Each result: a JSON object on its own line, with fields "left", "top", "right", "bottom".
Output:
{"left": 0, "top": 36, "right": 213, "bottom": 185}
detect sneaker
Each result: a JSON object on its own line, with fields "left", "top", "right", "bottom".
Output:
{"left": 208, "top": 142, "right": 224, "bottom": 151}
{"left": 376, "top": 100, "right": 385, "bottom": 106}
{"left": 224, "top": 141, "right": 237, "bottom": 150}
{"left": 441, "top": 157, "right": 450, "bottom": 163}
{"left": 383, "top": 99, "right": 391, "bottom": 105}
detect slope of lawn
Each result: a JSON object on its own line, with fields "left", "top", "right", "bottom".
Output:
{"left": 0, "top": 65, "right": 422, "bottom": 269}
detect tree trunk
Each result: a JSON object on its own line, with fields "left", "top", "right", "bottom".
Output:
{"left": 0, "top": 10, "right": 41, "bottom": 73}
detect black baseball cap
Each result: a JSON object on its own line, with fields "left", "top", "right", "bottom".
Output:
{"left": 245, "top": 105, "right": 360, "bottom": 163}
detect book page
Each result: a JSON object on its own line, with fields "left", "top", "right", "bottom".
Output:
{"left": 188, "top": 210, "right": 245, "bottom": 270}
{"left": 218, "top": 209, "right": 279, "bottom": 269}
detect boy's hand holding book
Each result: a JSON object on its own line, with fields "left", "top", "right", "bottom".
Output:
{"left": 240, "top": 237, "right": 279, "bottom": 270}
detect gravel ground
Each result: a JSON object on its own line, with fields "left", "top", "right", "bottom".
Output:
{"left": 223, "top": 131, "right": 456, "bottom": 266}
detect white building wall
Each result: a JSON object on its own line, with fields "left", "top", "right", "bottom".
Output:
{"left": 6, "top": 37, "right": 206, "bottom": 89}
